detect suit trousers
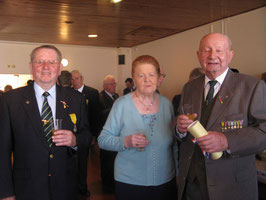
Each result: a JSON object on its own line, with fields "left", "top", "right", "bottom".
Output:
{"left": 100, "top": 149, "right": 117, "bottom": 189}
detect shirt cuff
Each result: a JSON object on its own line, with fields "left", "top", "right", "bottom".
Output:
{"left": 175, "top": 125, "right": 187, "bottom": 138}
{"left": 71, "top": 146, "right": 78, "bottom": 151}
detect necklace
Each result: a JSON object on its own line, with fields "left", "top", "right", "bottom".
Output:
{"left": 135, "top": 93, "right": 155, "bottom": 113}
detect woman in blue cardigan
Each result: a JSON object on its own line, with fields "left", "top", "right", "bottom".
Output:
{"left": 98, "top": 55, "right": 178, "bottom": 200}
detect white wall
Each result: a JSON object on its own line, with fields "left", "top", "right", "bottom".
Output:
{"left": 132, "top": 7, "right": 266, "bottom": 99}
{"left": 0, "top": 41, "right": 132, "bottom": 95}
{"left": 0, "top": 7, "right": 265, "bottom": 98}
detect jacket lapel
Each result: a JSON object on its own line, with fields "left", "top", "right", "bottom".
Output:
{"left": 191, "top": 77, "right": 205, "bottom": 121}
{"left": 206, "top": 70, "right": 235, "bottom": 130}
{"left": 22, "top": 84, "right": 51, "bottom": 151}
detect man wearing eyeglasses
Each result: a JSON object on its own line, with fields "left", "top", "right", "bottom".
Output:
{"left": 0, "top": 45, "right": 91, "bottom": 200}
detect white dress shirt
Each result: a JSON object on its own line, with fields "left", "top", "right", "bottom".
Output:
{"left": 34, "top": 82, "right": 56, "bottom": 122}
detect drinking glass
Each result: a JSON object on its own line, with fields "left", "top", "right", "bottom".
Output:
{"left": 182, "top": 104, "right": 195, "bottom": 120}
{"left": 53, "top": 119, "right": 62, "bottom": 135}
{"left": 136, "top": 130, "right": 147, "bottom": 151}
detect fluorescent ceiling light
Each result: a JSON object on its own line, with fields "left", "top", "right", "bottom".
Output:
{"left": 88, "top": 34, "right": 98, "bottom": 38}
{"left": 111, "top": 0, "right": 122, "bottom": 3}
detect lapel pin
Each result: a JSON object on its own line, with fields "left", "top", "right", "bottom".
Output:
{"left": 60, "top": 100, "right": 69, "bottom": 109}
{"left": 219, "top": 96, "right": 223, "bottom": 104}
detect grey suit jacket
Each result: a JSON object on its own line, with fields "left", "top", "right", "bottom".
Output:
{"left": 177, "top": 70, "right": 266, "bottom": 200}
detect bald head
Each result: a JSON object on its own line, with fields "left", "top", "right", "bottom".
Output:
{"left": 199, "top": 33, "right": 232, "bottom": 51}
{"left": 197, "top": 33, "right": 234, "bottom": 80}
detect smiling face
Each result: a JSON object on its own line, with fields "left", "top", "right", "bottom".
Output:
{"left": 133, "top": 63, "right": 159, "bottom": 95}
{"left": 197, "top": 33, "right": 234, "bottom": 80}
{"left": 30, "top": 48, "right": 62, "bottom": 90}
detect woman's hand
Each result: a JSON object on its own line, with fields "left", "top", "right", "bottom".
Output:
{"left": 124, "top": 134, "right": 149, "bottom": 148}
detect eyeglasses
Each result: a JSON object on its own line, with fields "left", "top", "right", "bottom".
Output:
{"left": 33, "top": 60, "right": 59, "bottom": 67}
{"left": 160, "top": 73, "right": 166, "bottom": 78}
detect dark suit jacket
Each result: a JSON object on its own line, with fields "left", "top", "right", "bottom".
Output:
{"left": 82, "top": 85, "right": 100, "bottom": 136}
{"left": 172, "top": 94, "right": 181, "bottom": 117}
{"left": 123, "top": 87, "right": 131, "bottom": 95}
{"left": 177, "top": 70, "right": 266, "bottom": 200}
{"left": 0, "top": 84, "right": 91, "bottom": 200}
{"left": 98, "top": 90, "right": 118, "bottom": 129}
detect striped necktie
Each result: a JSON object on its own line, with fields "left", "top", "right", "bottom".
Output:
{"left": 41, "top": 92, "right": 54, "bottom": 147}
{"left": 206, "top": 80, "right": 217, "bottom": 106}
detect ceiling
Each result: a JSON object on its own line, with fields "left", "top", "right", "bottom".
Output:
{"left": 0, "top": 0, "right": 265, "bottom": 48}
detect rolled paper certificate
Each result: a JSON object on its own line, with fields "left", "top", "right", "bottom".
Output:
{"left": 188, "top": 120, "right": 223, "bottom": 160}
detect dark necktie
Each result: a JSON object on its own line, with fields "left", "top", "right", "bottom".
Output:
{"left": 41, "top": 92, "right": 54, "bottom": 147}
{"left": 206, "top": 80, "right": 217, "bottom": 106}
{"left": 112, "top": 94, "right": 118, "bottom": 101}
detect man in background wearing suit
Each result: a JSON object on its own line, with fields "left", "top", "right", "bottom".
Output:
{"left": 71, "top": 69, "right": 100, "bottom": 197}
{"left": 57, "top": 70, "right": 72, "bottom": 87}
{"left": 123, "top": 77, "right": 134, "bottom": 95}
{"left": 98, "top": 75, "right": 119, "bottom": 192}
{"left": 176, "top": 33, "right": 266, "bottom": 200}
{"left": 0, "top": 45, "right": 91, "bottom": 200}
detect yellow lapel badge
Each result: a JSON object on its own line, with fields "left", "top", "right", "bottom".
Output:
{"left": 69, "top": 113, "right": 77, "bottom": 132}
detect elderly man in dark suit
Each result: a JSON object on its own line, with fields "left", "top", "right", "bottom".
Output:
{"left": 0, "top": 45, "right": 91, "bottom": 200}
{"left": 176, "top": 33, "right": 266, "bottom": 200}
{"left": 99, "top": 75, "right": 119, "bottom": 192}
{"left": 71, "top": 69, "right": 100, "bottom": 197}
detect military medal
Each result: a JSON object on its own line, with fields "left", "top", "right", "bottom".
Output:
{"left": 240, "top": 120, "right": 243, "bottom": 128}
{"left": 233, "top": 121, "right": 237, "bottom": 129}
{"left": 221, "top": 121, "right": 225, "bottom": 132}
{"left": 69, "top": 113, "right": 77, "bottom": 133}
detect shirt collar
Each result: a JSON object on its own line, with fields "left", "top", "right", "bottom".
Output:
{"left": 104, "top": 90, "right": 114, "bottom": 99}
{"left": 34, "top": 82, "right": 56, "bottom": 99}
{"left": 77, "top": 84, "right": 84, "bottom": 93}
{"left": 204, "top": 68, "right": 229, "bottom": 88}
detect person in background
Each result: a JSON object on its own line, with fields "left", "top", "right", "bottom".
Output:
{"left": 261, "top": 72, "right": 266, "bottom": 83}
{"left": 27, "top": 79, "right": 34, "bottom": 85}
{"left": 98, "top": 74, "right": 119, "bottom": 192}
{"left": 156, "top": 66, "right": 166, "bottom": 93}
{"left": 57, "top": 70, "right": 72, "bottom": 87}
{"left": 98, "top": 55, "right": 178, "bottom": 200}
{"left": 0, "top": 45, "right": 91, "bottom": 200}
{"left": 71, "top": 69, "right": 100, "bottom": 198}
{"left": 230, "top": 68, "right": 239, "bottom": 73}
{"left": 123, "top": 77, "right": 134, "bottom": 95}
{"left": 172, "top": 67, "right": 204, "bottom": 116}
{"left": 176, "top": 33, "right": 266, "bottom": 200}
{"left": 4, "top": 84, "right": 13, "bottom": 92}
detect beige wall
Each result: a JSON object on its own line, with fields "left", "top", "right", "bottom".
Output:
{"left": 0, "top": 7, "right": 265, "bottom": 98}
{"left": 132, "top": 7, "right": 266, "bottom": 100}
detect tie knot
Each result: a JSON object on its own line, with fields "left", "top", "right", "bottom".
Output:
{"left": 112, "top": 94, "right": 117, "bottom": 100}
{"left": 43, "top": 92, "right": 50, "bottom": 98}
{"left": 208, "top": 80, "right": 217, "bottom": 88}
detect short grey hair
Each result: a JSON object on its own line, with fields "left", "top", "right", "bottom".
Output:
{"left": 103, "top": 75, "right": 115, "bottom": 85}
{"left": 30, "top": 45, "right": 62, "bottom": 62}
